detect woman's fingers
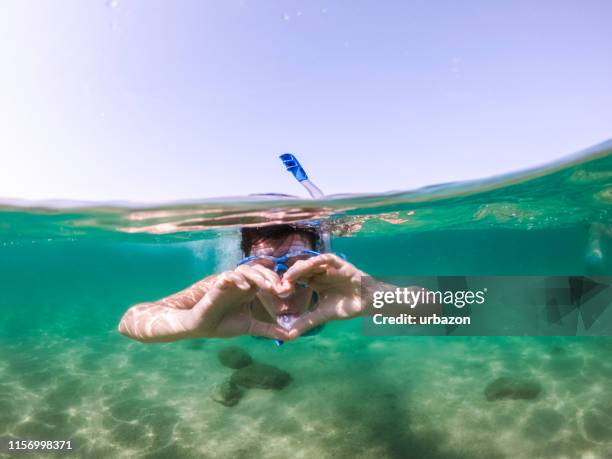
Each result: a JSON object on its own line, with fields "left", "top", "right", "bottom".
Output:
{"left": 248, "top": 319, "right": 292, "bottom": 340}
{"left": 215, "top": 271, "right": 251, "bottom": 291}
{"left": 201, "top": 270, "right": 261, "bottom": 321}
{"left": 282, "top": 254, "right": 344, "bottom": 286}
{"left": 235, "top": 264, "right": 279, "bottom": 294}
{"left": 212, "top": 309, "right": 289, "bottom": 340}
{"left": 287, "top": 308, "right": 330, "bottom": 338}
{"left": 225, "top": 272, "right": 251, "bottom": 291}
{"left": 246, "top": 264, "right": 282, "bottom": 288}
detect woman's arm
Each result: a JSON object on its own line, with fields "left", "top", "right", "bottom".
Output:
{"left": 117, "top": 301, "right": 201, "bottom": 342}
{"left": 118, "top": 267, "right": 292, "bottom": 343}
{"left": 117, "top": 276, "right": 216, "bottom": 342}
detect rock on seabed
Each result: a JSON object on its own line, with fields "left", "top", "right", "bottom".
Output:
{"left": 484, "top": 377, "right": 542, "bottom": 401}
{"left": 210, "top": 380, "right": 244, "bottom": 407}
{"left": 217, "top": 346, "right": 253, "bottom": 369}
{"left": 230, "top": 363, "right": 292, "bottom": 390}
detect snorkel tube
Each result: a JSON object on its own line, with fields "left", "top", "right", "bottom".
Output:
{"left": 279, "top": 153, "right": 331, "bottom": 252}
{"left": 279, "top": 153, "right": 325, "bottom": 199}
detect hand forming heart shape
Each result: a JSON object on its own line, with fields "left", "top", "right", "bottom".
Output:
{"left": 189, "top": 253, "right": 365, "bottom": 341}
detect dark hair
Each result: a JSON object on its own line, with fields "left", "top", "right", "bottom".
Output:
{"left": 240, "top": 224, "right": 320, "bottom": 256}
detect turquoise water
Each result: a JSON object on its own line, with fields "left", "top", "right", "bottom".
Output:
{"left": 1, "top": 141, "right": 611, "bottom": 458}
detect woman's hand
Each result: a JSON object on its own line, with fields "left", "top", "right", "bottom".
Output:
{"left": 277, "top": 254, "right": 367, "bottom": 338}
{"left": 190, "top": 264, "right": 290, "bottom": 340}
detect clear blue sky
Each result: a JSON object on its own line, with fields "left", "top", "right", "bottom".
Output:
{"left": 1, "top": 0, "right": 611, "bottom": 202}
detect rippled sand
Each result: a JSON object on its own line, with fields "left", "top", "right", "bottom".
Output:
{"left": 1, "top": 325, "right": 611, "bottom": 459}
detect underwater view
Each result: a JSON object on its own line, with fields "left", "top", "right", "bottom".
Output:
{"left": 1, "top": 140, "right": 611, "bottom": 459}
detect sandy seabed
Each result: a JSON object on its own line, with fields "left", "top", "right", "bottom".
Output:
{"left": 1, "top": 326, "right": 611, "bottom": 459}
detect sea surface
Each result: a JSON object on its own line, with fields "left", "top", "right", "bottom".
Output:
{"left": 1, "top": 140, "right": 611, "bottom": 458}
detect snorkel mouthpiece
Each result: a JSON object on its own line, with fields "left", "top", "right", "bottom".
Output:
{"left": 277, "top": 314, "right": 299, "bottom": 331}
{"left": 274, "top": 313, "right": 299, "bottom": 346}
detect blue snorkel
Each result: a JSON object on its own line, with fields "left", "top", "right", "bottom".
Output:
{"left": 279, "top": 153, "right": 325, "bottom": 199}
{"left": 279, "top": 153, "right": 331, "bottom": 253}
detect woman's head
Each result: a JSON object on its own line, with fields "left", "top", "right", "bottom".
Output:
{"left": 239, "top": 224, "right": 321, "bottom": 318}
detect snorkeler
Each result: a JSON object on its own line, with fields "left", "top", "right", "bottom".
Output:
{"left": 119, "top": 224, "right": 360, "bottom": 342}
{"left": 118, "top": 155, "right": 437, "bottom": 343}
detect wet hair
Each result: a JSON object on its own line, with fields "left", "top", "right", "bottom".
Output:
{"left": 240, "top": 224, "right": 321, "bottom": 256}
